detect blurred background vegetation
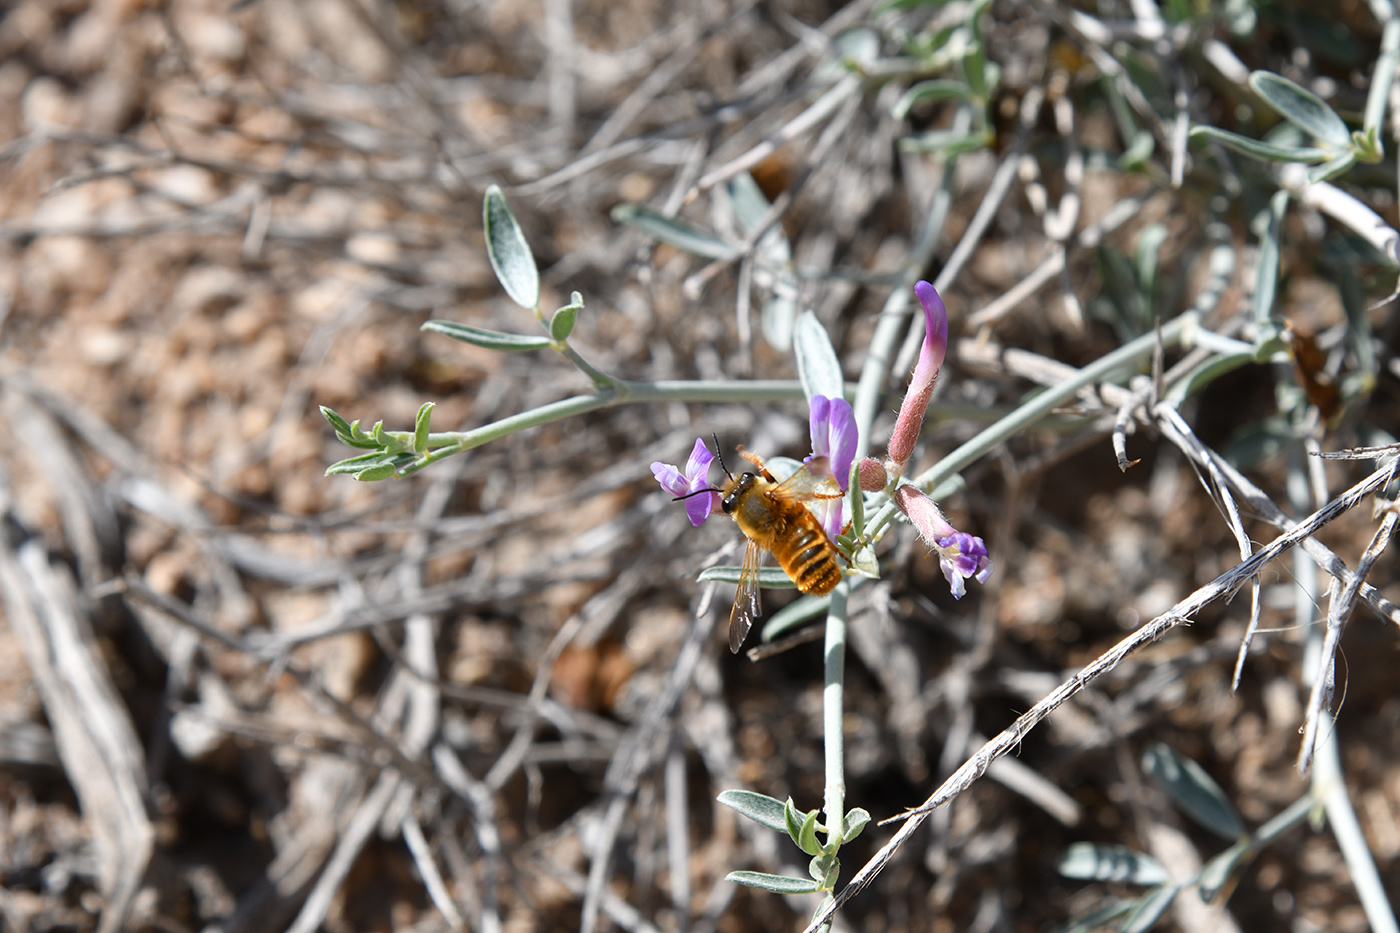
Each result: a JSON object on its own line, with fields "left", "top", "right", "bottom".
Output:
{"left": 1, "top": 0, "right": 1399, "bottom": 931}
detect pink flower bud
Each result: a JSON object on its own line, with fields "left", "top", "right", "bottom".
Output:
{"left": 858, "top": 457, "right": 888, "bottom": 492}
{"left": 888, "top": 281, "right": 948, "bottom": 473}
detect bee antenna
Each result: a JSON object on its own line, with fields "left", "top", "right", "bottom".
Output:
{"left": 672, "top": 488, "right": 720, "bottom": 502}
{"left": 712, "top": 433, "right": 734, "bottom": 480}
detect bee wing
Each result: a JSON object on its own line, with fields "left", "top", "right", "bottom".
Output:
{"left": 770, "top": 458, "right": 844, "bottom": 503}
{"left": 728, "top": 538, "right": 764, "bottom": 653}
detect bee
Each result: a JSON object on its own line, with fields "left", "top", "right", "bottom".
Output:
{"left": 717, "top": 447, "right": 845, "bottom": 653}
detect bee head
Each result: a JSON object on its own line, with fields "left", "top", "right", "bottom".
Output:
{"left": 720, "top": 472, "right": 757, "bottom": 513}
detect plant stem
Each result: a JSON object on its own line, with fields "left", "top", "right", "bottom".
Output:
{"left": 822, "top": 579, "right": 848, "bottom": 849}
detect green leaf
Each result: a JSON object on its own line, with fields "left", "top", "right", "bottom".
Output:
{"left": 698, "top": 566, "right": 800, "bottom": 588}
{"left": 785, "top": 798, "right": 805, "bottom": 847}
{"left": 1059, "top": 900, "right": 1136, "bottom": 933}
{"left": 794, "top": 310, "right": 844, "bottom": 405}
{"left": 320, "top": 407, "right": 380, "bottom": 449}
{"left": 726, "top": 871, "right": 822, "bottom": 895}
{"left": 413, "top": 402, "right": 433, "bottom": 455}
{"left": 483, "top": 185, "right": 540, "bottom": 310}
{"left": 898, "top": 128, "right": 994, "bottom": 157}
{"left": 841, "top": 808, "right": 871, "bottom": 843}
{"left": 762, "top": 292, "right": 799, "bottom": 354}
{"left": 1120, "top": 885, "right": 1178, "bottom": 933}
{"left": 1364, "top": 31, "right": 1396, "bottom": 141}
{"left": 1198, "top": 840, "right": 1251, "bottom": 903}
{"left": 1253, "top": 190, "right": 1289, "bottom": 338}
{"left": 1249, "top": 71, "right": 1351, "bottom": 147}
{"left": 892, "top": 80, "right": 975, "bottom": 119}
{"left": 1134, "top": 224, "right": 1168, "bottom": 318}
{"left": 353, "top": 461, "right": 400, "bottom": 482}
{"left": 808, "top": 852, "right": 838, "bottom": 886}
{"left": 1119, "top": 130, "right": 1156, "bottom": 171}
{"left": 726, "top": 173, "right": 771, "bottom": 233}
{"left": 550, "top": 291, "right": 583, "bottom": 341}
{"left": 1058, "top": 843, "right": 1169, "bottom": 886}
{"left": 717, "top": 790, "right": 789, "bottom": 833}
{"left": 325, "top": 451, "right": 391, "bottom": 476}
{"left": 797, "top": 809, "right": 823, "bottom": 857}
{"left": 1162, "top": 351, "right": 1256, "bottom": 406}
{"left": 1141, "top": 744, "right": 1244, "bottom": 839}
{"left": 759, "top": 594, "right": 830, "bottom": 643}
{"left": 422, "top": 320, "right": 553, "bottom": 353}
{"left": 611, "top": 203, "right": 738, "bottom": 260}
{"left": 1189, "top": 125, "right": 1330, "bottom": 164}
{"left": 1306, "top": 151, "right": 1356, "bottom": 184}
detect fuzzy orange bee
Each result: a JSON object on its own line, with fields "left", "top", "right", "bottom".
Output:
{"left": 716, "top": 447, "right": 845, "bottom": 652}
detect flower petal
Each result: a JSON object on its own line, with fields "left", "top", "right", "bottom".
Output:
{"left": 651, "top": 461, "right": 688, "bottom": 498}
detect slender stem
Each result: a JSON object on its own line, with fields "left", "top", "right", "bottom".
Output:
{"left": 822, "top": 579, "right": 848, "bottom": 848}
{"left": 557, "top": 341, "right": 620, "bottom": 390}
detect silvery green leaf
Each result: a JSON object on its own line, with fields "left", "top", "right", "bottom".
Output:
{"left": 717, "top": 790, "right": 789, "bottom": 833}
{"left": 726, "top": 871, "right": 821, "bottom": 895}
{"left": 1058, "top": 843, "right": 1169, "bottom": 886}
{"left": 797, "top": 808, "right": 823, "bottom": 856}
{"left": 808, "top": 852, "right": 837, "bottom": 883}
{"left": 1198, "top": 840, "right": 1251, "bottom": 903}
{"left": 1120, "top": 885, "right": 1178, "bottom": 933}
{"left": 1364, "top": 35, "right": 1397, "bottom": 138}
{"left": 1161, "top": 351, "right": 1255, "bottom": 407}
{"left": 726, "top": 173, "right": 771, "bottom": 233}
{"left": 794, "top": 311, "right": 844, "bottom": 404}
{"left": 841, "top": 808, "right": 871, "bottom": 843}
{"left": 1134, "top": 224, "right": 1168, "bottom": 317}
{"left": 762, "top": 292, "right": 799, "bottom": 353}
{"left": 611, "top": 203, "right": 738, "bottom": 260}
{"left": 1141, "top": 743, "right": 1244, "bottom": 839}
{"left": 1253, "top": 190, "right": 1289, "bottom": 338}
{"left": 1306, "top": 151, "right": 1356, "bottom": 184}
{"left": 834, "top": 27, "right": 879, "bottom": 69}
{"left": 760, "top": 594, "right": 830, "bottom": 643}
{"left": 698, "top": 566, "right": 798, "bottom": 588}
{"left": 1250, "top": 71, "right": 1351, "bottom": 147}
{"left": 1189, "top": 125, "right": 1330, "bottom": 163}
{"left": 413, "top": 402, "right": 433, "bottom": 455}
{"left": 422, "top": 320, "right": 553, "bottom": 352}
{"left": 483, "top": 185, "right": 540, "bottom": 310}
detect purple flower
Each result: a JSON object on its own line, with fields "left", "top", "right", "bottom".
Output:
{"left": 807, "top": 395, "right": 857, "bottom": 492}
{"left": 651, "top": 438, "right": 720, "bottom": 526}
{"left": 934, "top": 531, "right": 993, "bottom": 599}
{"left": 805, "top": 395, "right": 857, "bottom": 539}
{"left": 888, "top": 281, "right": 948, "bottom": 474}
{"left": 892, "top": 484, "right": 992, "bottom": 599}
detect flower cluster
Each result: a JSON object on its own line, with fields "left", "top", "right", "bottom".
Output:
{"left": 651, "top": 395, "right": 857, "bottom": 535}
{"left": 653, "top": 281, "right": 991, "bottom": 600}
{"left": 877, "top": 282, "right": 992, "bottom": 599}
